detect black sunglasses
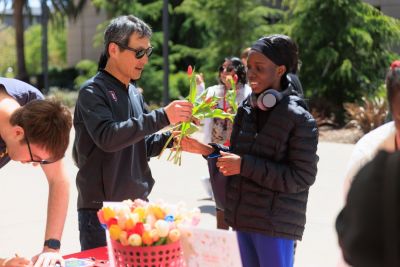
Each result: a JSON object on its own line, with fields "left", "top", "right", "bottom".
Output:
{"left": 115, "top": 43, "right": 153, "bottom": 59}
{"left": 25, "top": 136, "right": 55, "bottom": 165}
{"left": 219, "top": 65, "right": 234, "bottom": 73}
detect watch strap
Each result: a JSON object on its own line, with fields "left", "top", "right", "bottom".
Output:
{"left": 44, "top": 239, "right": 61, "bottom": 250}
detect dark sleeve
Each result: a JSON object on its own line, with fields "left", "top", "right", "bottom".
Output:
{"left": 240, "top": 109, "right": 319, "bottom": 194}
{"left": 145, "top": 131, "right": 173, "bottom": 157}
{"left": 75, "top": 84, "right": 170, "bottom": 152}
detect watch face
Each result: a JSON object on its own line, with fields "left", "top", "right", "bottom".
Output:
{"left": 45, "top": 239, "right": 61, "bottom": 249}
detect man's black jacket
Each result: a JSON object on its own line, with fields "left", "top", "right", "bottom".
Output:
{"left": 73, "top": 71, "right": 171, "bottom": 210}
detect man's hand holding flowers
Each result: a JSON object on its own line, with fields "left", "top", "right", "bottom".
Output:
{"left": 164, "top": 100, "right": 193, "bottom": 124}
{"left": 159, "top": 66, "right": 235, "bottom": 165}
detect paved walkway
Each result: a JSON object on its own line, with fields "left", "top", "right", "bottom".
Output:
{"left": 0, "top": 129, "right": 353, "bottom": 267}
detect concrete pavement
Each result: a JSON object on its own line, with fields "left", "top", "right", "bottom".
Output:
{"left": 0, "top": 129, "right": 353, "bottom": 267}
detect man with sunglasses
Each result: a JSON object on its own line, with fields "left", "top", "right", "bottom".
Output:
{"left": 0, "top": 77, "right": 72, "bottom": 266}
{"left": 73, "top": 15, "right": 193, "bottom": 250}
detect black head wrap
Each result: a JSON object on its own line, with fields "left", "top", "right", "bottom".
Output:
{"left": 251, "top": 34, "right": 298, "bottom": 74}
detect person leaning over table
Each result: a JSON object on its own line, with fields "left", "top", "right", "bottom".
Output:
{"left": 73, "top": 15, "right": 193, "bottom": 251}
{"left": 0, "top": 77, "right": 72, "bottom": 267}
{"left": 178, "top": 34, "right": 319, "bottom": 267}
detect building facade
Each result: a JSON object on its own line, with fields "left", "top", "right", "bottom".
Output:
{"left": 67, "top": 2, "right": 106, "bottom": 67}
{"left": 0, "top": 7, "right": 42, "bottom": 28}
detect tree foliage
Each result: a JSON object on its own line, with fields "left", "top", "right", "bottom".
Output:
{"left": 0, "top": 0, "right": 86, "bottom": 81}
{"left": 285, "top": 0, "right": 400, "bottom": 122}
{"left": 175, "top": 0, "right": 284, "bottom": 72}
{"left": 92, "top": 0, "right": 285, "bottom": 103}
{"left": 22, "top": 24, "right": 67, "bottom": 75}
{"left": 3, "top": 0, "right": 398, "bottom": 124}
{"left": 0, "top": 25, "right": 16, "bottom": 77}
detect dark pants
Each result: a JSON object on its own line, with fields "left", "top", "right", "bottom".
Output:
{"left": 78, "top": 209, "right": 107, "bottom": 251}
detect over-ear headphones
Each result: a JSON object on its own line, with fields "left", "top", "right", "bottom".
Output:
{"left": 249, "top": 73, "right": 302, "bottom": 111}
{"left": 249, "top": 87, "right": 289, "bottom": 111}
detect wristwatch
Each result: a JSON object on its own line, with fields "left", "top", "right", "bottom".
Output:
{"left": 44, "top": 239, "right": 61, "bottom": 250}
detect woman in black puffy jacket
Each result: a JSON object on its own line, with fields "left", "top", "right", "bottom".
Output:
{"left": 180, "top": 34, "right": 319, "bottom": 267}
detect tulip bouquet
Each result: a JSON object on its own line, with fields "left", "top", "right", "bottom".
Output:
{"left": 97, "top": 199, "right": 200, "bottom": 247}
{"left": 159, "top": 66, "right": 238, "bottom": 165}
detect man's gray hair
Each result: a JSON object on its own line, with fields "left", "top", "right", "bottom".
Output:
{"left": 104, "top": 15, "right": 152, "bottom": 57}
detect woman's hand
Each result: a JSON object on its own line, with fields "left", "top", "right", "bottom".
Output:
{"left": 217, "top": 151, "right": 241, "bottom": 176}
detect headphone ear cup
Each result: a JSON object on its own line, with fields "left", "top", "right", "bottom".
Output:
{"left": 257, "top": 92, "right": 269, "bottom": 111}
{"left": 258, "top": 89, "right": 282, "bottom": 110}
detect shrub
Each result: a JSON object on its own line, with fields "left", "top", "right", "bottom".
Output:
{"left": 33, "top": 67, "right": 78, "bottom": 91}
{"left": 47, "top": 87, "right": 78, "bottom": 108}
{"left": 344, "top": 96, "right": 388, "bottom": 133}
{"left": 74, "top": 60, "right": 98, "bottom": 89}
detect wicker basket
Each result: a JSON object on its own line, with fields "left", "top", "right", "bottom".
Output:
{"left": 110, "top": 239, "right": 185, "bottom": 267}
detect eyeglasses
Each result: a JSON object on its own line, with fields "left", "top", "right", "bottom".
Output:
{"left": 25, "top": 136, "right": 54, "bottom": 165}
{"left": 115, "top": 42, "right": 153, "bottom": 59}
{"left": 219, "top": 65, "right": 234, "bottom": 73}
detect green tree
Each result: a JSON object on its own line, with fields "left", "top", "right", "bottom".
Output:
{"left": 286, "top": 0, "right": 400, "bottom": 122}
{"left": 0, "top": 0, "right": 86, "bottom": 81}
{"left": 175, "top": 0, "right": 285, "bottom": 73}
{"left": 24, "top": 23, "right": 67, "bottom": 75}
{"left": 0, "top": 22, "right": 66, "bottom": 77}
{"left": 92, "top": 0, "right": 286, "bottom": 104}
{"left": 0, "top": 25, "right": 16, "bottom": 77}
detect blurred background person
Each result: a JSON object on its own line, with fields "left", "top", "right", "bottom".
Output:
{"left": 240, "top": 47, "right": 251, "bottom": 67}
{"left": 343, "top": 60, "right": 400, "bottom": 197}
{"left": 336, "top": 150, "right": 400, "bottom": 267}
{"left": 201, "top": 56, "right": 251, "bottom": 229}
{"left": 203, "top": 56, "right": 251, "bottom": 145}
{"left": 338, "top": 60, "right": 400, "bottom": 267}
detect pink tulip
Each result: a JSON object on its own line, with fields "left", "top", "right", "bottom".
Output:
{"left": 391, "top": 60, "right": 400, "bottom": 70}
{"left": 187, "top": 65, "right": 193, "bottom": 76}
